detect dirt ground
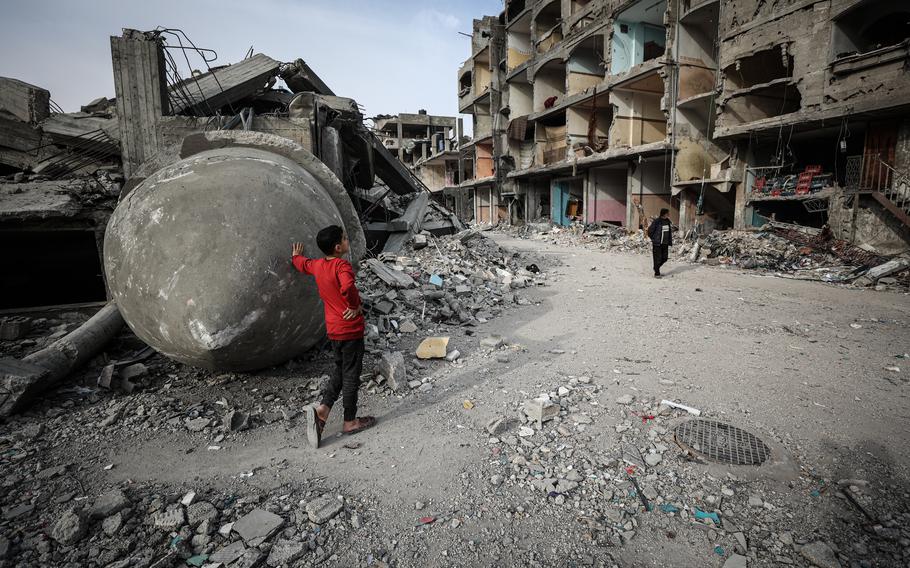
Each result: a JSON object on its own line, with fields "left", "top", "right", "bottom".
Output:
{"left": 3, "top": 232, "right": 910, "bottom": 567}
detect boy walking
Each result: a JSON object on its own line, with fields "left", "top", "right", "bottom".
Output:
{"left": 292, "top": 225, "right": 376, "bottom": 449}
{"left": 647, "top": 208, "right": 673, "bottom": 278}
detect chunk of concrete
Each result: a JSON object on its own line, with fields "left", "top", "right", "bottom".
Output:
{"left": 377, "top": 351, "right": 407, "bottom": 392}
{"left": 119, "top": 363, "right": 148, "bottom": 381}
{"left": 232, "top": 508, "right": 284, "bottom": 543}
{"left": 89, "top": 489, "right": 130, "bottom": 519}
{"left": 0, "top": 317, "right": 31, "bottom": 341}
{"left": 416, "top": 337, "right": 449, "bottom": 359}
{"left": 209, "top": 540, "right": 246, "bottom": 565}
{"left": 524, "top": 398, "right": 559, "bottom": 425}
{"left": 50, "top": 507, "right": 87, "bottom": 545}
{"left": 267, "top": 539, "right": 306, "bottom": 566}
{"left": 306, "top": 494, "right": 343, "bottom": 524}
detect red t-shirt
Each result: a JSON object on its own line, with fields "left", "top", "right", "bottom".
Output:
{"left": 292, "top": 255, "right": 365, "bottom": 341}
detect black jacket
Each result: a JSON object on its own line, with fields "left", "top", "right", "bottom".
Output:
{"left": 647, "top": 217, "right": 673, "bottom": 246}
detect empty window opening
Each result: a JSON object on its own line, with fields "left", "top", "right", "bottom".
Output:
{"left": 1, "top": 230, "right": 106, "bottom": 310}
{"left": 536, "top": 111, "right": 568, "bottom": 165}
{"left": 535, "top": 1, "right": 563, "bottom": 53}
{"left": 567, "top": 35, "right": 606, "bottom": 95}
{"left": 723, "top": 46, "right": 793, "bottom": 91}
{"left": 572, "top": 0, "right": 594, "bottom": 15}
{"left": 507, "top": 0, "right": 527, "bottom": 22}
{"left": 568, "top": 95, "right": 612, "bottom": 154}
{"left": 611, "top": 0, "right": 668, "bottom": 74}
{"left": 533, "top": 58, "right": 567, "bottom": 112}
{"left": 459, "top": 70, "right": 473, "bottom": 99}
{"left": 474, "top": 48, "right": 493, "bottom": 96}
{"left": 833, "top": 0, "right": 910, "bottom": 59}
{"left": 508, "top": 80, "right": 534, "bottom": 118}
{"left": 610, "top": 72, "right": 667, "bottom": 147}
{"left": 722, "top": 83, "right": 801, "bottom": 126}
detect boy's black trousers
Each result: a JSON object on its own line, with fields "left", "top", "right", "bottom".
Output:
{"left": 321, "top": 338, "right": 365, "bottom": 421}
{"left": 652, "top": 244, "right": 669, "bottom": 275}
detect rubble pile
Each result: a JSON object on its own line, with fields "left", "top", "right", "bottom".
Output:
{"left": 509, "top": 222, "right": 910, "bottom": 290}
{"left": 0, "top": 436, "right": 371, "bottom": 568}
{"left": 357, "top": 228, "right": 544, "bottom": 393}
{"left": 475, "top": 362, "right": 910, "bottom": 567}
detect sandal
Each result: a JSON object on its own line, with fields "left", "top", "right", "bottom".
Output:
{"left": 305, "top": 405, "right": 326, "bottom": 449}
{"left": 343, "top": 416, "right": 376, "bottom": 436}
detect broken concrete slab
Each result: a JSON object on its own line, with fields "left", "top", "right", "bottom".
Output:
{"left": 266, "top": 539, "right": 306, "bottom": 566}
{"left": 524, "top": 398, "right": 559, "bottom": 425}
{"left": 89, "top": 490, "right": 130, "bottom": 520}
{"left": 365, "top": 258, "right": 416, "bottom": 289}
{"left": 0, "top": 77, "right": 50, "bottom": 124}
{"left": 416, "top": 337, "right": 449, "bottom": 359}
{"left": 305, "top": 494, "right": 343, "bottom": 524}
{"left": 119, "top": 363, "right": 148, "bottom": 381}
{"left": 0, "top": 317, "right": 31, "bottom": 340}
{"left": 209, "top": 540, "right": 246, "bottom": 565}
{"left": 50, "top": 507, "right": 88, "bottom": 545}
{"left": 232, "top": 508, "right": 283, "bottom": 544}
{"left": 377, "top": 351, "right": 407, "bottom": 392}
{"left": 169, "top": 53, "right": 281, "bottom": 115}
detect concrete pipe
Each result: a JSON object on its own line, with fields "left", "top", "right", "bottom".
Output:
{"left": 103, "top": 131, "right": 365, "bottom": 371}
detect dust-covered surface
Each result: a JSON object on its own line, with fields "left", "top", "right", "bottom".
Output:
{"left": 1, "top": 233, "right": 909, "bottom": 567}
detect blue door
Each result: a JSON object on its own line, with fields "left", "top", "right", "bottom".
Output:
{"left": 551, "top": 183, "right": 571, "bottom": 226}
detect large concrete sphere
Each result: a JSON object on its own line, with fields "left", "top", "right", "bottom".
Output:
{"left": 104, "top": 142, "right": 361, "bottom": 370}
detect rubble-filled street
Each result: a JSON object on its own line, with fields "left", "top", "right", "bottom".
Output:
{"left": 4, "top": 0, "right": 910, "bottom": 566}
{"left": 2, "top": 231, "right": 909, "bottom": 567}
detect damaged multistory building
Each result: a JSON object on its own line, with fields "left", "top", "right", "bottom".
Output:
{"left": 447, "top": 0, "right": 910, "bottom": 253}
{"left": 372, "top": 111, "right": 460, "bottom": 192}
{"left": 0, "top": 28, "right": 464, "bottom": 413}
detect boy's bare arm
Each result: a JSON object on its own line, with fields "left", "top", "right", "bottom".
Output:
{"left": 292, "top": 242, "right": 304, "bottom": 256}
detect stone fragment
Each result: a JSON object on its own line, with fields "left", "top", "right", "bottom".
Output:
{"left": 306, "top": 494, "right": 343, "bottom": 524}
{"left": 480, "top": 335, "right": 505, "bottom": 349}
{"left": 234, "top": 548, "right": 265, "bottom": 568}
{"left": 102, "top": 512, "right": 123, "bottom": 536}
{"left": 186, "top": 417, "right": 210, "bottom": 432}
{"left": 232, "top": 508, "right": 284, "bottom": 543}
{"left": 97, "top": 364, "right": 116, "bottom": 389}
{"left": 486, "top": 417, "right": 509, "bottom": 436}
{"left": 799, "top": 541, "right": 842, "bottom": 568}
{"left": 224, "top": 410, "right": 249, "bottom": 431}
{"left": 0, "top": 317, "right": 31, "bottom": 340}
{"left": 416, "top": 337, "right": 449, "bottom": 359}
{"left": 186, "top": 501, "right": 219, "bottom": 526}
{"left": 50, "top": 507, "right": 87, "bottom": 545}
{"left": 209, "top": 540, "right": 246, "bottom": 564}
{"left": 523, "top": 398, "right": 558, "bottom": 424}
{"left": 90, "top": 489, "right": 130, "bottom": 519}
{"left": 723, "top": 554, "right": 748, "bottom": 568}
{"left": 748, "top": 495, "right": 763, "bottom": 507}
{"left": 181, "top": 491, "right": 196, "bottom": 506}
{"left": 377, "top": 351, "right": 407, "bottom": 392}
{"left": 149, "top": 506, "right": 186, "bottom": 531}
{"left": 615, "top": 394, "right": 634, "bottom": 405}
{"left": 454, "top": 285, "right": 472, "bottom": 297}
{"left": 398, "top": 320, "right": 418, "bottom": 333}
{"left": 644, "top": 453, "right": 662, "bottom": 467}
{"left": 266, "top": 539, "right": 306, "bottom": 566}
{"left": 119, "top": 363, "right": 148, "bottom": 381}
{"left": 445, "top": 349, "right": 461, "bottom": 362}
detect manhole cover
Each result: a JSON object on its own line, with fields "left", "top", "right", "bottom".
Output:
{"left": 674, "top": 419, "right": 770, "bottom": 466}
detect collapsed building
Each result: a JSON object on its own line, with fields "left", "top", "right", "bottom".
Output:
{"left": 372, "top": 110, "right": 461, "bottom": 192}
{"left": 444, "top": 0, "right": 910, "bottom": 254}
{"left": 0, "top": 28, "right": 465, "bottom": 413}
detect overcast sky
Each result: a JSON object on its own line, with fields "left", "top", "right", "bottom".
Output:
{"left": 0, "top": 0, "right": 501, "bottom": 122}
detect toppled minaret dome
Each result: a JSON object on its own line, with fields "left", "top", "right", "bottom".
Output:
{"left": 103, "top": 131, "right": 365, "bottom": 370}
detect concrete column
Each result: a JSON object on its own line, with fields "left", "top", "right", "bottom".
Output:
{"left": 397, "top": 121, "right": 404, "bottom": 161}
{"left": 111, "top": 29, "right": 169, "bottom": 178}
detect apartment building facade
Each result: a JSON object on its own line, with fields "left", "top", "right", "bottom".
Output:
{"left": 445, "top": 0, "right": 910, "bottom": 252}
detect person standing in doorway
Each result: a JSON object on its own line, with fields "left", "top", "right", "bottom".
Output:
{"left": 647, "top": 208, "right": 673, "bottom": 278}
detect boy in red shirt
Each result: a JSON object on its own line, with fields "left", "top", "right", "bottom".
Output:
{"left": 292, "top": 225, "right": 376, "bottom": 448}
